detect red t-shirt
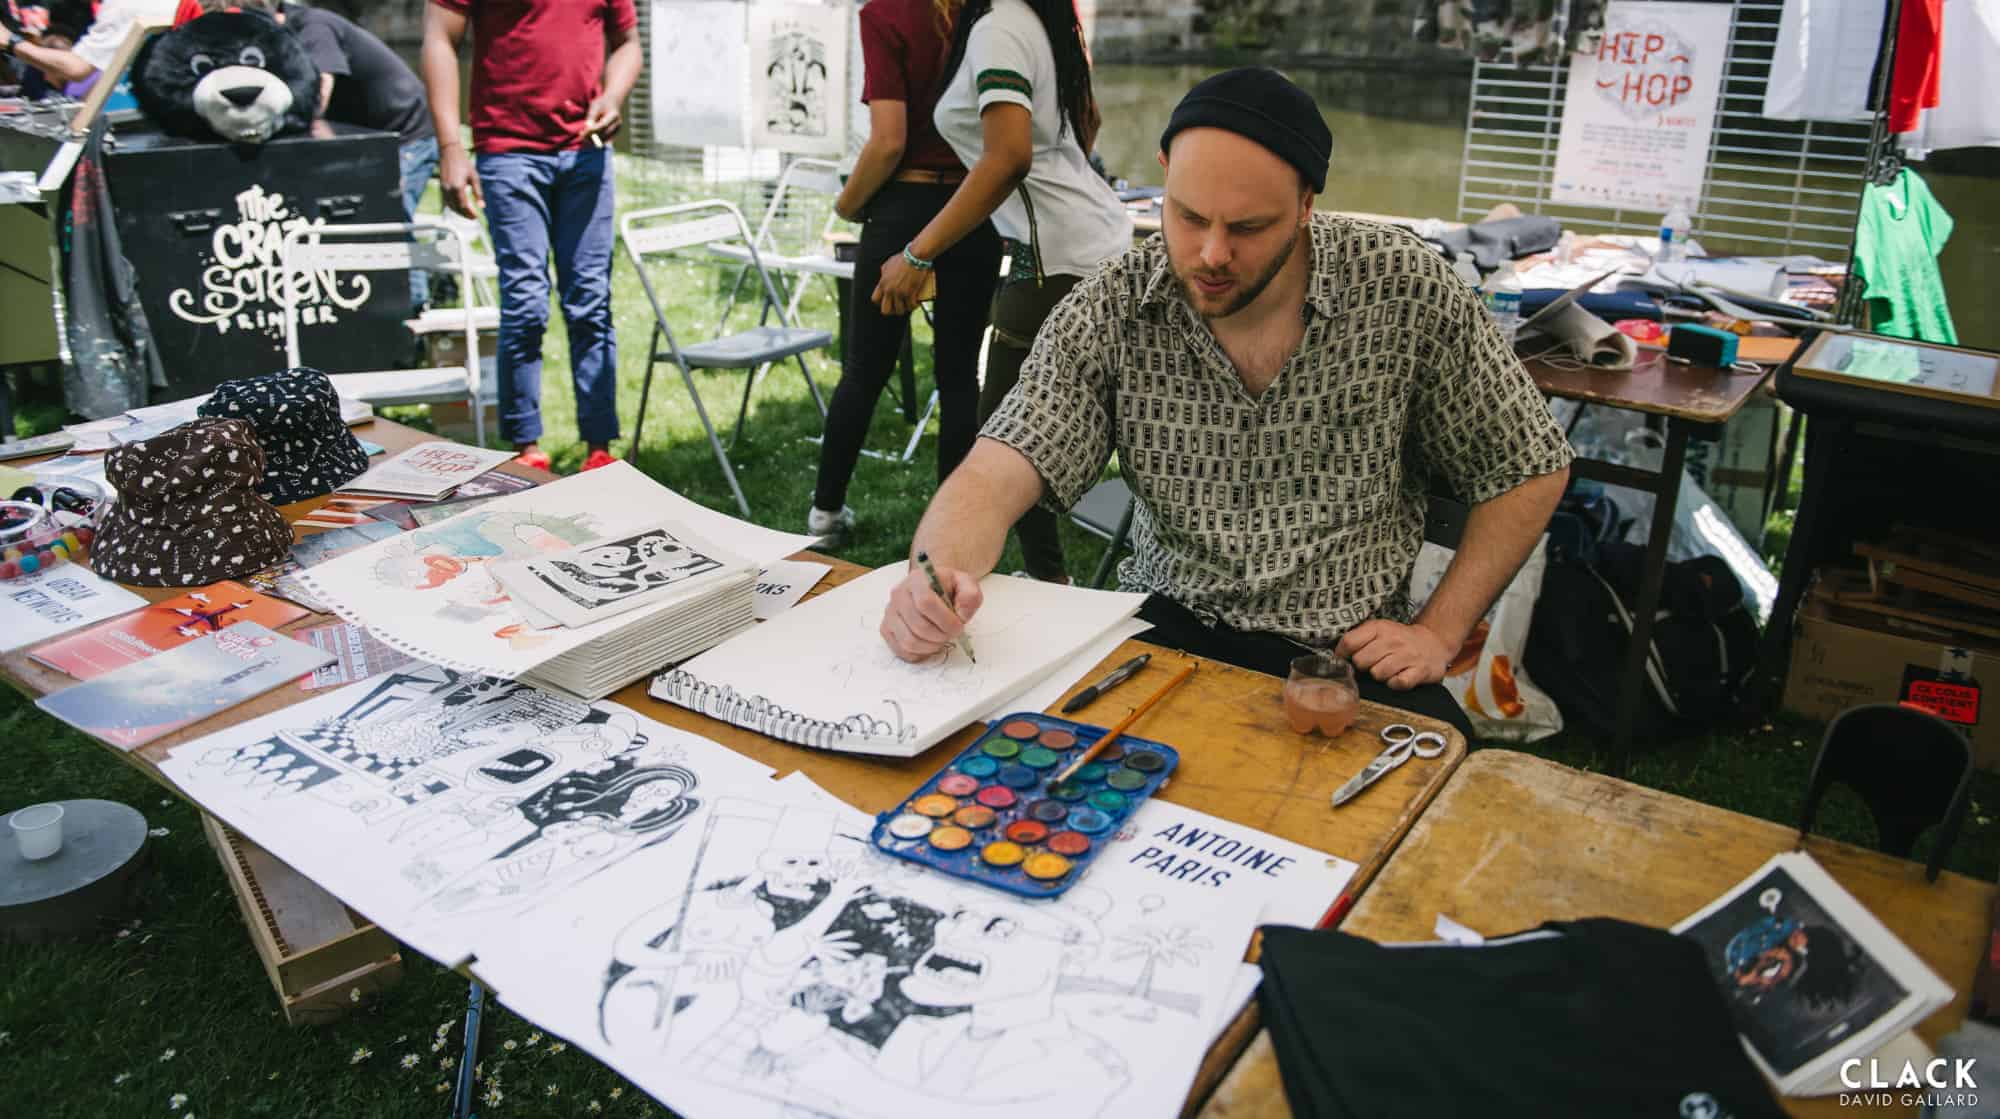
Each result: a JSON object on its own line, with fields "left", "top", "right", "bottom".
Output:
{"left": 431, "top": 0, "right": 638, "bottom": 154}
{"left": 858, "top": 0, "right": 963, "bottom": 174}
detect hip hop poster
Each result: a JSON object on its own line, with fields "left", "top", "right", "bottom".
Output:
{"left": 1549, "top": 0, "right": 1731, "bottom": 212}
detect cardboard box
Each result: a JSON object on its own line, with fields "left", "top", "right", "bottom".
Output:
{"left": 1784, "top": 598, "right": 1995, "bottom": 768}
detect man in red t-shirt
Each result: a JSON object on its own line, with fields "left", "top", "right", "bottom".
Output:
{"left": 421, "top": 0, "right": 640, "bottom": 473}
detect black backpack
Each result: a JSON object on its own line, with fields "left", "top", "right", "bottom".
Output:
{"left": 1526, "top": 541, "right": 1760, "bottom": 740}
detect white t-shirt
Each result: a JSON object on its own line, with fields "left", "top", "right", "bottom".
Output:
{"left": 72, "top": 0, "right": 177, "bottom": 73}
{"left": 932, "top": 0, "right": 1131, "bottom": 279}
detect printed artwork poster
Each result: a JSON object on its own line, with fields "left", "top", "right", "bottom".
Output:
{"left": 1677, "top": 863, "right": 1907, "bottom": 1079}
{"left": 749, "top": 2, "right": 848, "bottom": 156}
{"left": 649, "top": 0, "right": 751, "bottom": 148}
{"left": 1549, "top": 1, "right": 1731, "bottom": 212}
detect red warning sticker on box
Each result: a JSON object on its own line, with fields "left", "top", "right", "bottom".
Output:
{"left": 1906, "top": 679, "right": 1981, "bottom": 726}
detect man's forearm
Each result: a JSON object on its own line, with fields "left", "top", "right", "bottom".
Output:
{"left": 602, "top": 35, "right": 641, "bottom": 104}
{"left": 1414, "top": 467, "right": 1569, "bottom": 650}
{"left": 908, "top": 438, "right": 1044, "bottom": 577}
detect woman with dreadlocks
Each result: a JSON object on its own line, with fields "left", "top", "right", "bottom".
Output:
{"left": 871, "top": 0, "right": 1130, "bottom": 584}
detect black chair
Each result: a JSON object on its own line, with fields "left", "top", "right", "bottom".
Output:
{"left": 1797, "top": 702, "right": 1973, "bottom": 883}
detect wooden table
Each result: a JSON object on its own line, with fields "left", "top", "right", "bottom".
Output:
{"left": 2, "top": 418, "right": 1467, "bottom": 1108}
{"left": 1528, "top": 350, "right": 1770, "bottom": 757}
{"left": 1200, "top": 749, "right": 1996, "bottom": 1119}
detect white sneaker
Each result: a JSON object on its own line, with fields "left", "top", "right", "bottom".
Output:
{"left": 807, "top": 505, "right": 855, "bottom": 545}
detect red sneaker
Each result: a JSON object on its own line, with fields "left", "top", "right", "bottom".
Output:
{"left": 513, "top": 449, "right": 552, "bottom": 472}
{"left": 582, "top": 449, "right": 618, "bottom": 472}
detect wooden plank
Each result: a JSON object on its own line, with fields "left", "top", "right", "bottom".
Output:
{"left": 1855, "top": 542, "right": 2000, "bottom": 596}
{"left": 1200, "top": 750, "right": 1997, "bottom": 1119}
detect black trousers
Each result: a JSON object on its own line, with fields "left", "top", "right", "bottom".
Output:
{"left": 813, "top": 181, "right": 1003, "bottom": 512}
{"left": 978, "top": 270, "right": 1081, "bottom": 582}
{"left": 1134, "top": 594, "right": 1477, "bottom": 740}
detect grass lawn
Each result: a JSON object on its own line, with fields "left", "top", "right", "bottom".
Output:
{"left": 3, "top": 153, "right": 1996, "bottom": 1119}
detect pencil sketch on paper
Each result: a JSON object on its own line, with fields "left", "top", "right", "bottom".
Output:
{"left": 652, "top": 563, "right": 1146, "bottom": 757}
{"left": 649, "top": 0, "right": 749, "bottom": 148}
{"left": 491, "top": 797, "right": 1240, "bottom": 1119}
{"left": 163, "top": 666, "right": 770, "bottom": 931}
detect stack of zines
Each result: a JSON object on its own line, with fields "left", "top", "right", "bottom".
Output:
{"left": 491, "top": 519, "right": 758, "bottom": 699}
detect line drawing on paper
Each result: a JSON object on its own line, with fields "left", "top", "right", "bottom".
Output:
{"left": 180, "top": 665, "right": 711, "bottom": 917}
{"left": 762, "top": 28, "right": 830, "bottom": 138}
{"left": 572, "top": 800, "right": 1244, "bottom": 1118}
{"left": 520, "top": 526, "right": 725, "bottom": 612}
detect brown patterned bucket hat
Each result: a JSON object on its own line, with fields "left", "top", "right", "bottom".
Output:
{"left": 92, "top": 417, "right": 293, "bottom": 586}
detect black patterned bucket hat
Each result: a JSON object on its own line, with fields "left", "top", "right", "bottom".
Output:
{"left": 92, "top": 417, "right": 293, "bottom": 586}
{"left": 197, "top": 366, "right": 368, "bottom": 505}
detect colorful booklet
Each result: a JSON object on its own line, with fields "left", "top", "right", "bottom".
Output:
{"left": 35, "top": 622, "right": 335, "bottom": 749}
{"left": 0, "top": 564, "right": 148, "bottom": 653}
{"left": 1675, "top": 851, "right": 1952, "bottom": 1096}
{"left": 29, "top": 581, "right": 309, "bottom": 679}
{"left": 339, "top": 441, "right": 515, "bottom": 500}
{"left": 363, "top": 471, "right": 536, "bottom": 531}
{"left": 295, "top": 621, "right": 417, "bottom": 691}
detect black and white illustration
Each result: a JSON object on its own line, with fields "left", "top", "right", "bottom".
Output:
{"left": 158, "top": 665, "right": 776, "bottom": 962}
{"left": 1674, "top": 852, "right": 1953, "bottom": 1093}
{"left": 491, "top": 521, "right": 739, "bottom": 629}
{"left": 469, "top": 783, "right": 1263, "bottom": 1119}
{"left": 748, "top": 2, "right": 847, "bottom": 156}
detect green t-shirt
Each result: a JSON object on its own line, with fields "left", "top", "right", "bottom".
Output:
{"left": 1855, "top": 170, "right": 1957, "bottom": 344}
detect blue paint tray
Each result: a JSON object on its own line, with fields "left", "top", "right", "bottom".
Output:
{"left": 869, "top": 711, "right": 1179, "bottom": 898}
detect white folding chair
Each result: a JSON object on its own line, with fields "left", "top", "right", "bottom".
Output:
{"left": 621, "top": 199, "right": 833, "bottom": 518}
{"left": 281, "top": 220, "right": 489, "bottom": 445}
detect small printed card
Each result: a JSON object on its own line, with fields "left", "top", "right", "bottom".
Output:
{"left": 364, "top": 471, "right": 535, "bottom": 531}
{"left": 0, "top": 565, "right": 148, "bottom": 653}
{"left": 29, "top": 581, "right": 309, "bottom": 679}
{"left": 35, "top": 622, "right": 335, "bottom": 749}
{"left": 751, "top": 559, "right": 830, "bottom": 620}
{"left": 489, "top": 520, "right": 749, "bottom": 629}
{"left": 290, "top": 522, "right": 403, "bottom": 568}
{"left": 340, "top": 441, "right": 516, "bottom": 500}
{"left": 295, "top": 620, "right": 417, "bottom": 690}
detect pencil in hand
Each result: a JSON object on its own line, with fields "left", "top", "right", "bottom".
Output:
{"left": 913, "top": 551, "right": 976, "bottom": 664}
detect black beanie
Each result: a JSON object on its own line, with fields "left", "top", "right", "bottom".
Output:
{"left": 1159, "top": 67, "right": 1333, "bottom": 193}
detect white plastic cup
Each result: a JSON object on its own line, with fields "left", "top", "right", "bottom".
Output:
{"left": 10, "top": 803, "right": 65, "bottom": 861}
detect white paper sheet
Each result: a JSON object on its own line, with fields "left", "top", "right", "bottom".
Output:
{"left": 747, "top": 2, "right": 848, "bottom": 156}
{"left": 979, "top": 616, "right": 1153, "bottom": 724}
{"left": 652, "top": 563, "right": 1147, "bottom": 757}
{"left": 158, "top": 665, "right": 777, "bottom": 965}
{"left": 751, "top": 558, "right": 830, "bottom": 620}
{"left": 0, "top": 564, "right": 146, "bottom": 652}
{"left": 469, "top": 776, "right": 1260, "bottom": 1119}
{"left": 294, "top": 462, "right": 814, "bottom": 679}
{"left": 648, "top": 0, "right": 751, "bottom": 148}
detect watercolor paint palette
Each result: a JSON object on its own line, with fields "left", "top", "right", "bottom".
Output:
{"left": 869, "top": 711, "right": 1179, "bottom": 897}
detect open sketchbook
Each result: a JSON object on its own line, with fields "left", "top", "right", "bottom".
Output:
{"left": 293, "top": 462, "right": 813, "bottom": 684}
{"left": 651, "top": 564, "right": 1148, "bottom": 757}
{"left": 1674, "top": 851, "right": 1952, "bottom": 1096}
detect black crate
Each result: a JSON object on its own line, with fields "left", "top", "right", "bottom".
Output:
{"left": 103, "top": 121, "right": 412, "bottom": 401}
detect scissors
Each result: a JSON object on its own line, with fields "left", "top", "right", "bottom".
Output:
{"left": 1331, "top": 724, "right": 1447, "bottom": 808}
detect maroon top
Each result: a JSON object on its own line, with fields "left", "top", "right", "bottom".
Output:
{"left": 859, "top": 0, "right": 964, "bottom": 174}
{"left": 431, "top": 0, "right": 639, "bottom": 154}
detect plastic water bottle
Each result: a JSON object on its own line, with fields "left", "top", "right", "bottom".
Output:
{"left": 1659, "top": 201, "right": 1692, "bottom": 262}
{"left": 1481, "top": 267, "right": 1523, "bottom": 343}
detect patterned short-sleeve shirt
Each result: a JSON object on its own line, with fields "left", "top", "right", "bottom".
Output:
{"left": 981, "top": 213, "right": 1574, "bottom": 649}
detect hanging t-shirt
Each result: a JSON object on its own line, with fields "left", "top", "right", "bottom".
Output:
{"left": 931, "top": 0, "right": 1130, "bottom": 279}
{"left": 1888, "top": 0, "right": 1944, "bottom": 133}
{"left": 1854, "top": 168, "right": 1957, "bottom": 343}
{"left": 1763, "top": 0, "right": 1888, "bottom": 122}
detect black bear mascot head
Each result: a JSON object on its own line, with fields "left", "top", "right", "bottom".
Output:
{"left": 133, "top": 10, "right": 318, "bottom": 145}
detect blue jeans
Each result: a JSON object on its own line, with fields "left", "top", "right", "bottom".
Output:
{"left": 477, "top": 148, "right": 620, "bottom": 446}
{"left": 398, "top": 135, "right": 440, "bottom": 309}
